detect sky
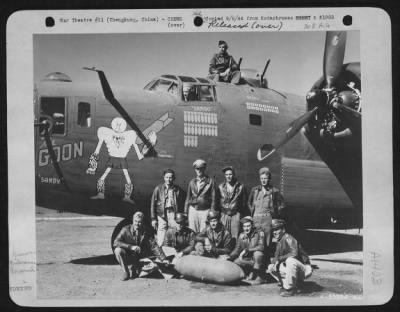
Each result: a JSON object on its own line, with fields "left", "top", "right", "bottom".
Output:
{"left": 34, "top": 31, "right": 359, "bottom": 96}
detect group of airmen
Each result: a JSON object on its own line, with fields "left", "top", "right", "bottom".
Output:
{"left": 113, "top": 159, "right": 313, "bottom": 297}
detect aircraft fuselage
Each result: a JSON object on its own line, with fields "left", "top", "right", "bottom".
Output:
{"left": 34, "top": 74, "right": 359, "bottom": 228}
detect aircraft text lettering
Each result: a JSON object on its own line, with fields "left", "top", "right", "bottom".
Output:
{"left": 38, "top": 141, "right": 84, "bottom": 167}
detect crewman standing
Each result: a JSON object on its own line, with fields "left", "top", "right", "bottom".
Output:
{"left": 248, "top": 167, "right": 285, "bottom": 248}
{"left": 218, "top": 166, "right": 248, "bottom": 239}
{"left": 150, "top": 168, "right": 184, "bottom": 246}
{"left": 184, "top": 159, "right": 217, "bottom": 232}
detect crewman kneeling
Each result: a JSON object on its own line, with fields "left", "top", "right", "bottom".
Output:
{"left": 267, "top": 219, "right": 313, "bottom": 296}
{"left": 227, "top": 216, "right": 265, "bottom": 285}
{"left": 113, "top": 211, "right": 168, "bottom": 281}
{"left": 162, "top": 213, "right": 196, "bottom": 258}
{"left": 198, "top": 210, "right": 234, "bottom": 259}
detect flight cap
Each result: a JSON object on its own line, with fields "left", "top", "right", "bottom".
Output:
{"left": 207, "top": 210, "right": 221, "bottom": 221}
{"left": 175, "top": 213, "right": 187, "bottom": 224}
{"left": 193, "top": 159, "right": 207, "bottom": 169}
{"left": 240, "top": 216, "right": 253, "bottom": 224}
{"left": 271, "top": 219, "right": 286, "bottom": 230}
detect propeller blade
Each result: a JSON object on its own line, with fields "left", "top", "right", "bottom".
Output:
{"left": 333, "top": 102, "right": 361, "bottom": 118}
{"left": 257, "top": 107, "right": 318, "bottom": 161}
{"left": 323, "top": 31, "right": 347, "bottom": 88}
{"left": 86, "top": 68, "right": 157, "bottom": 157}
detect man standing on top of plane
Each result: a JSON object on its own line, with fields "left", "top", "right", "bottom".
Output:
{"left": 150, "top": 169, "right": 185, "bottom": 246}
{"left": 184, "top": 159, "right": 217, "bottom": 232}
{"left": 247, "top": 167, "right": 285, "bottom": 249}
{"left": 208, "top": 40, "right": 241, "bottom": 83}
{"left": 218, "top": 166, "right": 249, "bottom": 240}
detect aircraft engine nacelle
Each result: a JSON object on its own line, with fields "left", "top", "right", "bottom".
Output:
{"left": 240, "top": 69, "right": 268, "bottom": 88}
{"left": 336, "top": 90, "right": 360, "bottom": 111}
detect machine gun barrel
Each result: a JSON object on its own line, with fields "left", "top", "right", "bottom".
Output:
{"left": 260, "top": 59, "right": 270, "bottom": 85}
{"left": 237, "top": 57, "right": 243, "bottom": 70}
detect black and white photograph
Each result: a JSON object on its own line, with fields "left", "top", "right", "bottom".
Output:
{"left": 7, "top": 8, "right": 393, "bottom": 306}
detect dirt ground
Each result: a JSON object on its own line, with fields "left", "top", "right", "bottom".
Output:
{"left": 35, "top": 208, "right": 363, "bottom": 305}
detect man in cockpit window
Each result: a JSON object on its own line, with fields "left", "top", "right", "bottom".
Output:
{"left": 182, "top": 83, "right": 196, "bottom": 101}
{"left": 208, "top": 40, "right": 240, "bottom": 83}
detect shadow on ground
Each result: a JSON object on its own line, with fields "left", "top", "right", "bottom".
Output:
{"left": 298, "top": 281, "right": 324, "bottom": 294}
{"left": 294, "top": 229, "right": 362, "bottom": 256}
{"left": 70, "top": 254, "right": 118, "bottom": 265}
{"left": 36, "top": 190, "right": 147, "bottom": 219}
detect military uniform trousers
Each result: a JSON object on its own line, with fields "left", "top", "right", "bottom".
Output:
{"left": 221, "top": 212, "right": 241, "bottom": 239}
{"left": 253, "top": 213, "right": 272, "bottom": 247}
{"left": 278, "top": 257, "right": 312, "bottom": 290}
{"left": 114, "top": 247, "right": 141, "bottom": 272}
{"left": 156, "top": 209, "right": 177, "bottom": 246}
{"left": 188, "top": 206, "right": 209, "bottom": 233}
{"left": 234, "top": 251, "right": 264, "bottom": 271}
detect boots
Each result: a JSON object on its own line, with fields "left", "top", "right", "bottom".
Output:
{"left": 120, "top": 270, "right": 130, "bottom": 281}
{"left": 123, "top": 183, "right": 135, "bottom": 204}
{"left": 250, "top": 269, "right": 264, "bottom": 285}
{"left": 246, "top": 270, "right": 255, "bottom": 281}
{"left": 91, "top": 179, "right": 105, "bottom": 200}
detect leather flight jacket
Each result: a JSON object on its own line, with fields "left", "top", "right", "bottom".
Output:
{"left": 184, "top": 176, "right": 217, "bottom": 212}
{"left": 150, "top": 183, "right": 184, "bottom": 220}
{"left": 273, "top": 232, "right": 310, "bottom": 265}
{"left": 199, "top": 223, "right": 234, "bottom": 255}
{"left": 218, "top": 181, "right": 248, "bottom": 216}
{"left": 229, "top": 229, "right": 265, "bottom": 260}
{"left": 163, "top": 227, "right": 196, "bottom": 255}
{"left": 113, "top": 225, "right": 166, "bottom": 261}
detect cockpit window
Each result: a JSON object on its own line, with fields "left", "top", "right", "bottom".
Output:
{"left": 168, "top": 83, "right": 178, "bottom": 95}
{"left": 149, "top": 79, "right": 173, "bottom": 93}
{"left": 179, "top": 76, "right": 197, "bottom": 83}
{"left": 182, "top": 85, "right": 216, "bottom": 102}
{"left": 199, "top": 85, "right": 215, "bottom": 101}
{"left": 161, "top": 75, "right": 178, "bottom": 80}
